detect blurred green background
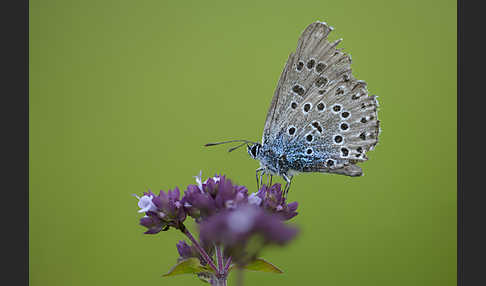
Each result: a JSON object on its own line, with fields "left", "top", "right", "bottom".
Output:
{"left": 30, "top": 0, "right": 456, "bottom": 285}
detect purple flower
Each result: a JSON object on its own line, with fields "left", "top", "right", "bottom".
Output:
{"left": 176, "top": 240, "right": 194, "bottom": 259}
{"left": 182, "top": 174, "right": 249, "bottom": 222}
{"left": 139, "top": 213, "right": 167, "bottom": 234}
{"left": 199, "top": 205, "right": 298, "bottom": 264}
{"left": 152, "top": 188, "right": 186, "bottom": 223}
{"left": 248, "top": 192, "right": 263, "bottom": 206}
{"left": 135, "top": 193, "right": 158, "bottom": 213}
{"left": 254, "top": 183, "right": 299, "bottom": 220}
{"left": 135, "top": 188, "right": 186, "bottom": 234}
{"left": 176, "top": 239, "right": 214, "bottom": 265}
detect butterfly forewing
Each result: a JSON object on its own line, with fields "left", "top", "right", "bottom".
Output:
{"left": 262, "top": 21, "right": 380, "bottom": 176}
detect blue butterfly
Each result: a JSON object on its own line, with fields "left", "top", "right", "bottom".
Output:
{"left": 206, "top": 21, "right": 380, "bottom": 195}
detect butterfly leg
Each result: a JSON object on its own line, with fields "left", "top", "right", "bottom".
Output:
{"left": 259, "top": 170, "right": 265, "bottom": 189}
{"left": 255, "top": 167, "right": 264, "bottom": 190}
{"left": 282, "top": 173, "right": 293, "bottom": 198}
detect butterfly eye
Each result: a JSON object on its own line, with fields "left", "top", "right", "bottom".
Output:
{"left": 251, "top": 145, "right": 258, "bottom": 157}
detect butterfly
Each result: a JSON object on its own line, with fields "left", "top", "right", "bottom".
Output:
{"left": 206, "top": 21, "right": 380, "bottom": 195}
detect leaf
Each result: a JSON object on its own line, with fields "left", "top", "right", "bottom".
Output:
{"left": 197, "top": 272, "right": 212, "bottom": 284}
{"left": 237, "top": 258, "right": 284, "bottom": 274}
{"left": 162, "top": 258, "right": 207, "bottom": 277}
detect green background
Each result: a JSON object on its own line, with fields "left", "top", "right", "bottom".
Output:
{"left": 30, "top": 0, "right": 456, "bottom": 285}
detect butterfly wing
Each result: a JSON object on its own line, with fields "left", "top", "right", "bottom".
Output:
{"left": 262, "top": 21, "right": 380, "bottom": 176}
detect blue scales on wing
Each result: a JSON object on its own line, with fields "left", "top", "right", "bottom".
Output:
{"left": 260, "top": 21, "right": 380, "bottom": 178}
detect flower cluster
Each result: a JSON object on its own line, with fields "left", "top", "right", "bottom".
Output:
{"left": 199, "top": 205, "right": 297, "bottom": 246}
{"left": 134, "top": 173, "right": 299, "bottom": 285}
{"left": 199, "top": 205, "right": 298, "bottom": 264}
{"left": 136, "top": 175, "right": 298, "bottom": 233}
{"left": 135, "top": 188, "right": 186, "bottom": 234}
{"left": 252, "top": 183, "right": 298, "bottom": 220}
{"left": 182, "top": 174, "right": 249, "bottom": 222}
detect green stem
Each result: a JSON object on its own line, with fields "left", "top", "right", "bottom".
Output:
{"left": 180, "top": 226, "right": 218, "bottom": 273}
{"left": 211, "top": 276, "right": 227, "bottom": 286}
{"left": 215, "top": 244, "right": 224, "bottom": 274}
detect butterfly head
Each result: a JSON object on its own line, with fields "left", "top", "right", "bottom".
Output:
{"left": 204, "top": 139, "right": 260, "bottom": 156}
{"left": 247, "top": 143, "right": 262, "bottom": 159}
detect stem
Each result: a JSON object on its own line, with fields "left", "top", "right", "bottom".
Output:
{"left": 224, "top": 256, "right": 232, "bottom": 272}
{"left": 216, "top": 245, "right": 224, "bottom": 274}
{"left": 181, "top": 226, "right": 218, "bottom": 273}
{"left": 210, "top": 276, "right": 227, "bottom": 286}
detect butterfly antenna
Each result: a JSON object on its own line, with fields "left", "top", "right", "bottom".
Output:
{"left": 227, "top": 142, "right": 248, "bottom": 153}
{"left": 204, "top": 140, "right": 257, "bottom": 153}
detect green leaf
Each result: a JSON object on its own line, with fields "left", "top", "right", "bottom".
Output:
{"left": 240, "top": 258, "right": 284, "bottom": 274}
{"left": 197, "top": 272, "right": 212, "bottom": 284}
{"left": 162, "top": 258, "right": 207, "bottom": 277}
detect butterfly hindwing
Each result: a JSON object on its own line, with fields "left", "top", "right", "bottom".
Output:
{"left": 262, "top": 21, "right": 379, "bottom": 176}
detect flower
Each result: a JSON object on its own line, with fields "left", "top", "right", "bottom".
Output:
{"left": 140, "top": 213, "right": 167, "bottom": 234}
{"left": 248, "top": 192, "right": 262, "bottom": 206}
{"left": 193, "top": 170, "right": 205, "bottom": 191}
{"left": 200, "top": 205, "right": 298, "bottom": 245}
{"left": 254, "top": 183, "right": 299, "bottom": 220}
{"left": 176, "top": 240, "right": 214, "bottom": 265}
{"left": 135, "top": 188, "right": 186, "bottom": 234}
{"left": 199, "top": 205, "right": 298, "bottom": 264}
{"left": 134, "top": 193, "right": 158, "bottom": 213}
{"left": 182, "top": 174, "right": 249, "bottom": 222}
{"left": 176, "top": 240, "right": 194, "bottom": 259}
{"left": 152, "top": 187, "right": 186, "bottom": 224}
